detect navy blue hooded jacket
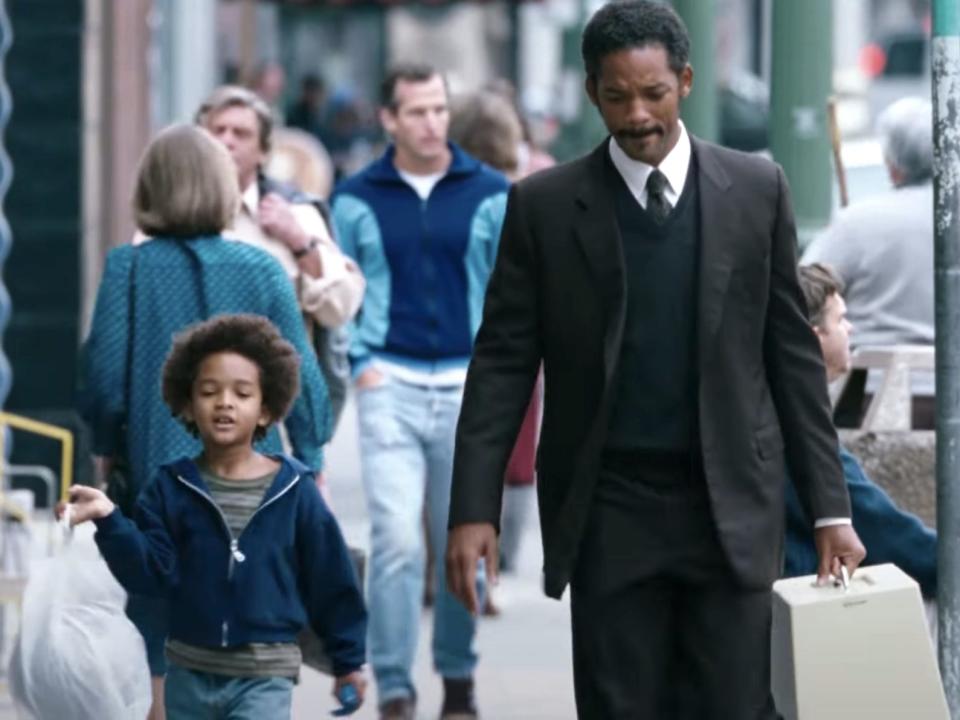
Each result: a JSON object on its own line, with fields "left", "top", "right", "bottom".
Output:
{"left": 93, "top": 454, "right": 366, "bottom": 675}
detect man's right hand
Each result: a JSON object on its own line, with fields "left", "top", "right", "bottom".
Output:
{"left": 446, "top": 522, "right": 498, "bottom": 615}
{"left": 355, "top": 367, "right": 384, "bottom": 390}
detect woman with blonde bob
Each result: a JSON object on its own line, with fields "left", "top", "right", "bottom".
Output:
{"left": 80, "top": 124, "right": 331, "bottom": 719}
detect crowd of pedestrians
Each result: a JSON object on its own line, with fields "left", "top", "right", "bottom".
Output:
{"left": 52, "top": 1, "right": 940, "bottom": 719}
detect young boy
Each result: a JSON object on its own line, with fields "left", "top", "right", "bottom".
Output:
{"left": 785, "top": 263, "right": 936, "bottom": 597}
{"left": 61, "top": 314, "right": 367, "bottom": 718}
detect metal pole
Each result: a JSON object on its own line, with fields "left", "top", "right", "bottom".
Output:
{"left": 0, "top": 0, "right": 11, "bottom": 494}
{"left": 672, "top": 0, "right": 718, "bottom": 142}
{"left": 552, "top": 0, "right": 606, "bottom": 162}
{"left": 0, "top": 0, "right": 11, "bottom": 420}
{"left": 508, "top": 0, "right": 521, "bottom": 88}
{"left": 769, "top": 0, "right": 832, "bottom": 247}
{"left": 932, "top": 1, "right": 960, "bottom": 711}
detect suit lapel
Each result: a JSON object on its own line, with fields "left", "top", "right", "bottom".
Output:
{"left": 573, "top": 142, "right": 627, "bottom": 381}
{"left": 573, "top": 138, "right": 736, "bottom": 378}
{"left": 693, "top": 138, "right": 734, "bottom": 343}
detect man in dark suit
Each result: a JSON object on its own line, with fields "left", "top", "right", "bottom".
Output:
{"left": 446, "top": 2, "right": 866, "bottom": 718}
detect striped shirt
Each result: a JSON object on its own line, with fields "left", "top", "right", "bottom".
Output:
{"left": 166, "top": 467, "right": 302, "bottom": 679}
{"left": 203, "top": 468, "right": 275, "bottom": 538}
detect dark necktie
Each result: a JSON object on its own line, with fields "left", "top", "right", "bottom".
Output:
{"left": 646, "top": 168, "right": 672, "bottom": 224}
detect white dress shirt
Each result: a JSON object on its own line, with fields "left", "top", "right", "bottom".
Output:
{"left": 608, "top": 120, "right": 691, "bottom": 209}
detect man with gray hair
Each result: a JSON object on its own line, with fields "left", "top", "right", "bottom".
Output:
{"left": 195, "top": 85, "right": 365, "bottom": 427}
{"left": 803, "top": 96, "right": 933, "bottom": 348}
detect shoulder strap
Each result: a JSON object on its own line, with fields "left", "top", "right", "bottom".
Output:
{"left": 124, "top": 247, "right": 139, "bottom": 417}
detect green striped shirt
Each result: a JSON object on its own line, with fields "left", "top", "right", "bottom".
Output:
{"left": 203, "top": 468, "right": 274, "bottom": 538}
{"left": 166, "top": 466, "right": 302, "bottom": 679}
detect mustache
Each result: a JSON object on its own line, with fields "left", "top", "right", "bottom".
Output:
{"left": 617, "top": 127, "right": 662, "bottom": 139}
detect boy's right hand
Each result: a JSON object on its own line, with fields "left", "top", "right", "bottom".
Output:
{"left": 331, "top": 670, "right": 366, "bottom": 716}
{"left": 55, "top": 485, "right": 116, "bottom": 526}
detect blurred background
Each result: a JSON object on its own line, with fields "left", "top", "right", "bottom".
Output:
{"left": 0, "top": 0, "right": 933, "bottom": 490}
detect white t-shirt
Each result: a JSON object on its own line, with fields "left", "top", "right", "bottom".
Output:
{"left": 398, "top": 170, "right": 444, "bottom": 201}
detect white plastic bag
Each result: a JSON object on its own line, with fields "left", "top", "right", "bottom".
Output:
{"left": 9, "top": 523, "right": 152, "bottom": 720}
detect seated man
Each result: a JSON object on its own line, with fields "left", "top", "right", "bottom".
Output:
{"left": 785, "top": 263, "right": 936, "bottom": 598}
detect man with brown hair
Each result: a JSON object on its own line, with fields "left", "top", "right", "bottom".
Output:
{"left": 332, "top": 63, "right": 508, "bottom": 720}
{"left": 786, "top": 263, "right": 936, "bottom": 596}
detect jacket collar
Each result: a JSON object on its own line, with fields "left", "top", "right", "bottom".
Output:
{"left": 689, "top": 136, "right": 731, "bottom": 193}
{"left": 167, "top": 454, "right": 307, "bottom": 503}
{"left": 574, "top": 134, "right": 731, "bottom": 207}
{"left": 365, "top": 142, "right": 482, "bottom": 184}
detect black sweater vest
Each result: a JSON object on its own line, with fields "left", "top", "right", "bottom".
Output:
{"left": 604, "top": 154, "right": 701, "bottom": 452}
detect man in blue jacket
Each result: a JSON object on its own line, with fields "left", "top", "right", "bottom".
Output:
{"left": 332, "top": 62, "right": 508, "bottom": 720}
{"left": 787, "top": 263, "right": 936, "bottom": 597}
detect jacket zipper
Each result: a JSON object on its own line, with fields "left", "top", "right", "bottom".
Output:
{"left": 176, "top": 473, "right": 300, "bottom": 646}
{"left": 420, "top": 196, "right": 437, "bottom": 350}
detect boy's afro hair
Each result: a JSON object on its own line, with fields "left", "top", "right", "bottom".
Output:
{"left": 162, "top": 313, "right": 301, "bottom": 440}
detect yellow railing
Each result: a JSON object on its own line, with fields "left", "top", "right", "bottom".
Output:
{"left": 0, "top": 411, "right": 73, "bottom": 504}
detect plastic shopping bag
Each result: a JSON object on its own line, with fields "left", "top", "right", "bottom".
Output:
{"left": 9, "top": 523, "right": 152, "bottom": 720}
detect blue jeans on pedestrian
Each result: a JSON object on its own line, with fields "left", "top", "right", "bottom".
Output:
{"left": 357, "top": 371, "right": 484, "bottom": 704}
{"left": 165, "top": 664, "right": 294, "bottom": 719}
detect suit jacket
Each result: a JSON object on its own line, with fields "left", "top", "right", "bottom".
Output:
{"left": 450, "top": 137, "right": 850, "bottom": 599}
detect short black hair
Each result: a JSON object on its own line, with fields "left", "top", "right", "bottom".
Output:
{"left": 380, "top": 62, "right": 444, "bottom": 110}
{"left": 581, "top": 0, "right": 690, "bottom": 80}
{"left": 162, "top": 314, "right": 301, "bottom": 442}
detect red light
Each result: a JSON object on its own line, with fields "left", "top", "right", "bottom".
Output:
{"left": 860, "top": 43, "right": 887, "bottom": 78}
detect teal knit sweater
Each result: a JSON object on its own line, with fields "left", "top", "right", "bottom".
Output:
{"left": 80, "top": 236, "right": 330, "bottom": 497}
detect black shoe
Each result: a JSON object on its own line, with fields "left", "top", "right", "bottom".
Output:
{"left": 440, "top": 677, "right": 478, "bottom": 719}
{"left": 380, "top": 696, "right": 416, "bottom": 720}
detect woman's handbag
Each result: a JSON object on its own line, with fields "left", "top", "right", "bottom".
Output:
{"left": 105, "top": 248, "right": 140, "bottom": 517}
{"left": 104, "top": 450, "right": 137, "bottom": 518}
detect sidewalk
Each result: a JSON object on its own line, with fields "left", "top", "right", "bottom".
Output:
{"left": 292, "top": 396, "right": 577, "bottom": 719}
{"left": 291, "top": 528, "right": 577, "bottom": 720}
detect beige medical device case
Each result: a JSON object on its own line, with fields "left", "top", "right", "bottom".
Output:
{"left": 771, "top": 563, "right": 947, "bottom": 719}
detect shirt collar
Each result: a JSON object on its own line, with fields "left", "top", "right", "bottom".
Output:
{"left": 240, "top": 181, "right": 259, "bottom": 217}
{"left": 608, "top": 121, "right": 691, "bottom": 206}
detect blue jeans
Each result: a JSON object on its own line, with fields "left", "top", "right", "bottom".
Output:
{"left": 165, "top": 665, "right": 294, "bottom": 719}
{"left": 357, "top": 373, "right": 483, "bottom": 703}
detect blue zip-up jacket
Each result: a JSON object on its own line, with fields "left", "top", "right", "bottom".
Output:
{"left": 332, "top": 143, "right": 508, "bottom": 377}
{"left": 784, "top": 446, "right": 937, "bottom": 598}
{"left": 92, "top": 454, "right": 366, "bottom": 675}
